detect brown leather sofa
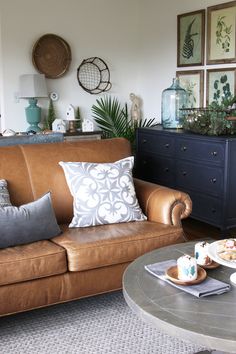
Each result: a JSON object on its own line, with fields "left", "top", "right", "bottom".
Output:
{"left": 0, "top": 137, "right": 192, "bottom": 317}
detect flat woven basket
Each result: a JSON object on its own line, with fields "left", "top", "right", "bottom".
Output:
{"left": 32, "top": 34, "right": 71, "bottom": 79}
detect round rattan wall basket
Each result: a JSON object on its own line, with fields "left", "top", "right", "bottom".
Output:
{"left": 77, "top": 57, "right": 112, "bottom": 94}
{"left": 32, "top": 34, "right": 71, "bottom": 79}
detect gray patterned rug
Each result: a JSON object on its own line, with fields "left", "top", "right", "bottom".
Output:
{"left": 0, "top": 291, "right": 208, "bottom": 354}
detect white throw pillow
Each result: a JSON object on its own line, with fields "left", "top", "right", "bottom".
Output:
{"left": 59, "top": 156, "right": 147, "bottom": 228}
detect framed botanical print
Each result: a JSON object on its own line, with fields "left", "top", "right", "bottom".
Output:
{"left": 207, "top": 1, "right": 236, "bottom": 64}
{"left": 176, "top": 70, "right": 204, "bottom": 108}
{"left": 177, "top": 9, "right": 205, "bottom": 67}
{"left": 206, "top": 68, "right": 236, "bottom": 105}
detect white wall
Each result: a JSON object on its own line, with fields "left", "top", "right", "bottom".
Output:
{"left": 137, "top": 0, "right": 234, "bottom": 122}
{"left": 0, "top": 0, "right": 233, "bottom": 131}
{"left": 0, "top": 0, "right": 140, "bottom": 132}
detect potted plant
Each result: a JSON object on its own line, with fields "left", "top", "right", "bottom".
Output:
{"left": 91, "top": 95, "right": 157, "bottom": 146}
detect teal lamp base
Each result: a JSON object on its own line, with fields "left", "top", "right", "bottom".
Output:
{"left": 25, "top": 98, "right": 42, "bottom": 132}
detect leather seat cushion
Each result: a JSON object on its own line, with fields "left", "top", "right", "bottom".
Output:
{"left": 52, "top": 221, "right": 184, "bottom": 271}
{"left": 0, "top": 240, "right": 67, "bottom": 286}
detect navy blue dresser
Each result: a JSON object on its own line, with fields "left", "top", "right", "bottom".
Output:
{"left": 136, "top": 126, "right": 236, "bottom": 235}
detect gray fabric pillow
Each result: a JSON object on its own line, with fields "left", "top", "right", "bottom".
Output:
{"left": 59, "top": 156, "right": 147, "bottom": 228}
{"left": 0, "top": 179, "right": 11, "bottom": 207}
{"left": 0, "top": 192, "right": 61, "bottom": 248}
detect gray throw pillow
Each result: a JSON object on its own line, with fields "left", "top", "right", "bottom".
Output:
{"left": 0, "top": 179, "right": 11, "bottom": 207}
{"left": 59, "top": 156, "right": 147, "bottom": 228}
{"left": 0, "top": 192, "right": 61, "bottom": 248}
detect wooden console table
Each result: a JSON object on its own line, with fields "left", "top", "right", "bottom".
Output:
{"left": 135, "top": 126, "right": 236, "bottom": 235}
{"left": 64, "top": 131, "right": 102, "bottom": 141}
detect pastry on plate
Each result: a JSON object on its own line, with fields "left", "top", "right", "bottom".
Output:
{"left": 217, "top": 239, "right": 236, "bottom": 261}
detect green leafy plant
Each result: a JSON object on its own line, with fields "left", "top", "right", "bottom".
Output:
{"left": 75, "top": 106, "right": 82, "bottom": 130}
{"left": 45, "top": 99, "right": 56, "bottom": 130}
{"left": 91, "top": 96, "right": 157, "bottom": 144}
{"left": 182, "top": 95, "right": 236, "bottom": 136}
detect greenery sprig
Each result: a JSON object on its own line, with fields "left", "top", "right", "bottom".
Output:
{"left": 182, "top": 95, "right": 236, "bottom": 136}
{"left": 91, "top": 96, "right": 157, "bottom": 144}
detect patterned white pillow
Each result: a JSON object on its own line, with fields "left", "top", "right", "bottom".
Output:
{"left": 59, "top": 157, "right": 147, "bottom": 228}
{"left": 0, "top": 179, "right": 11, "bottom": 207}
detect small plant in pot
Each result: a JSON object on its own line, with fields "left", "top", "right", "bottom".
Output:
{"left": 91, "top": 95, "right": 157, "bottom": 146}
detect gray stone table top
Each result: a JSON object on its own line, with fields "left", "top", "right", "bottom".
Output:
{"left": 123, "top": 241, "right": 236, "bottom": 353}
{"left": 0, "top": 133, "right": 64, "bottom": 146}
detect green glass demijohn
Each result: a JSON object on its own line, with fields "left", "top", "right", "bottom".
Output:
{"left": 161, "top": 78, "right": 187, "bottom": 129}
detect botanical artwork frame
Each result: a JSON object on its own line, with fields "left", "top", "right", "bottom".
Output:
{"left": 206, "top": 68, "right": 236, "bottom": 105}
{"left": 207, "top": 1, "right": 236, "bottom": 64}
{"left": 177, "top": 9, "right": 205, "bottom": 67}
{"left": 176, "top": 70, "right": 204, "bottom": 108}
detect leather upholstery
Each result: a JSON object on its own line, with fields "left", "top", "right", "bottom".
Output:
{"left": 0, "top": 137, "right": 192, "bottom": 317}
{"left": 52, "top": 222, "right": 184, "bottom": 271}
{"left": 0, "top": 262, "right": 129, "bottom": 316}
{"left": 22, "top": 138, "right": 131, "bottom": 225}
{"left": 0, "top": 240, "right": 67, "bottom": 286}
{"left": 134, "top": 178, "right": 192, "bottom": 226}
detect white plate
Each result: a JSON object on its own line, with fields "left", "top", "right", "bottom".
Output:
{"left": 208, "top": 240, "right": 236, "bottom": 269}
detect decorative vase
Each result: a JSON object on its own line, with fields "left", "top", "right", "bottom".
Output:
{"left": 161, "top": 78, "right": 187, "bottom": 129}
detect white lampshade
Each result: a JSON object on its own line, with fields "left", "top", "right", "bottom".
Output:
{"left": 18, "top": 74, "right": 48, "bottom": 98}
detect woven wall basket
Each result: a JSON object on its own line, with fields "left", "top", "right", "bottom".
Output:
{"left": 32, "top": 34, "right": 71, "bottom": 79}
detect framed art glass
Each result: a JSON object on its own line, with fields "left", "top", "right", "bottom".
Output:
{"left": 176, "top": 70, "right": 204, "bottom": 108}
{"left": 206, "top": 68, "right": 236, "bottom": 105}
{"left": 177, "top": 9, "right": 205, "bottom": 67}
{"left": 207, "top": 1, "right": 236, "bottom": 64}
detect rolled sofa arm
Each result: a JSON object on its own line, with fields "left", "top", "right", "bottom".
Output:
{"left": 134, "top": 178, "right": 192, "bottom": 227}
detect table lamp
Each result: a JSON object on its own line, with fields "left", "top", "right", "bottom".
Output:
{"left": 18, "top": 74, "right": 48, "bottom": 132}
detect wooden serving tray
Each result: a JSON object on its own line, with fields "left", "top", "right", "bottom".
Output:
{"left": 165, "top": 265, "right": 207, "bottom": 286}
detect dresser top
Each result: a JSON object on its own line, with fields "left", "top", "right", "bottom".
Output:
{"left": 138, "top": 125, "right": 236, "bottom": 141}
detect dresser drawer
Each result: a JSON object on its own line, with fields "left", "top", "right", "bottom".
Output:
{"left": 176, "top": 162, "right": 223, "bottom": 197}
{"left": 187, "top": 191, "right": 222, "bottom": 226}
{"left": 176, "top": 138, "right": 225, "bottom": 165}
{"left": 136, "top": 153, "right": 175, "bottom": 186}
{"left": 136, "top": 127, "right": 236, "bottom": 231}
{"left": 138, "top": 133, "right": 174, "bottom": 156}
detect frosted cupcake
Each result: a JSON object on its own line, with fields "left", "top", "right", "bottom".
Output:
{"left": 195, "top": 241, "right": 212, "bottom": 266}
{"left": 177, "top": 255, "right": 197, "bottom": 281}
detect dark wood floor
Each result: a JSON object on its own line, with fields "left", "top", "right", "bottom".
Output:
{"left": 182, "top": 218, "right": 236, "bottom": 241}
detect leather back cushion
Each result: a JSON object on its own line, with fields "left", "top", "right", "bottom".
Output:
{"left": 0, "top": 146, "right": 34, "bottom": 205}
{"left": 0, "top": 138, "right": 131, "bottom": 224}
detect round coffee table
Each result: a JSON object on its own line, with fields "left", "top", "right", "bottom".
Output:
{"left": 123, "top": 241, "right": 236, "bottom": 353}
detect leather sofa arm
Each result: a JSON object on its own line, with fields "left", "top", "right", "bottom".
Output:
{"left": 134, "top": 178, "right": 192, "bottom": 227}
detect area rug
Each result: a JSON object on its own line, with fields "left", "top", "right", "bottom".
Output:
{"left": 0, "top": 291, "right": 208, "bottom": 354}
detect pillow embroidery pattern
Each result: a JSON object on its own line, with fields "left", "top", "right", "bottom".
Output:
{"left": 59, "top": 157, "right": 146, "bottom": 227}
{"left": 0, "top": 179, "right": 11, "bottom": 207}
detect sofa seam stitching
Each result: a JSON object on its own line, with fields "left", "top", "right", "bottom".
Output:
{"left": 19, "top": 145, "right": 37, "bottom": 199}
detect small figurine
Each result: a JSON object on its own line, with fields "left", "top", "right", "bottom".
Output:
{"left": 2, "top": 129, "right": 16, "bottom": 137}
{"left": 130, "top": 93, "right": 141, "bottom": 124}
{"left": 66, "top": 104, "right": 76, "bottom": 120}
{"left": 52, "top": 119, "right": 66, "bottom": 133}
{"left": 82, "top": 119, "right": 94, "bottom": 132}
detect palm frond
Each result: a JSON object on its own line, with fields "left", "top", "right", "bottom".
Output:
{"left": 91, "top": 95, "right": 157, "bottom": 143}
